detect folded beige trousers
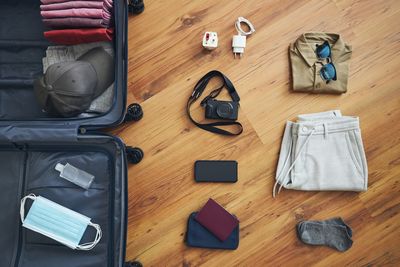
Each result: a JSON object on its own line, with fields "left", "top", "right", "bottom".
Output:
{"left": 273, "top": 110, "right": 368, "bottom": 197}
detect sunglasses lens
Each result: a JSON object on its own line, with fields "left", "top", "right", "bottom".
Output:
{"left": 320, "top": 63, "right": 337, "bottom": 81}
{"left": 316, "top": 42, "right": 331, "bottom": 58}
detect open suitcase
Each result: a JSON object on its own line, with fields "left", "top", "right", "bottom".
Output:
{"left": 0, "top": 1, "right": 144, "bottom": 266}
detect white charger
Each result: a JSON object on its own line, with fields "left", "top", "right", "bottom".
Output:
{"left": 232, "top": 35, "right": 247, "bottom": 58}
{"left": 202, "top": 32, "right": 218, "bottom": 50}
{"left": 232, "top": 17, "right": 255, "bottom": 58}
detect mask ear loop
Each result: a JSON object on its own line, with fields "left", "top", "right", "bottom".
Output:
{"left": 20, "top": 194, "right": 37, "bottom": 223}
{"left": 77, "top": 222, "right": 102, "bottom": 251}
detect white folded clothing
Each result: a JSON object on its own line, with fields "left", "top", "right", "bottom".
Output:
{"left": 273, "top": 110, "right": 368, "bottom": 197}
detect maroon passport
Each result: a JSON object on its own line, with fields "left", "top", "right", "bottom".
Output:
{"left": 195, "top": 198, "right": 239, "bottom": 241}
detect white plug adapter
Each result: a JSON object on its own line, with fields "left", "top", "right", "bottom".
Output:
{"left": 202, "top": 32, "right": 218, "bottom": 50}
{"left": 232, "top": 35, "right": 247, "bottom": 58}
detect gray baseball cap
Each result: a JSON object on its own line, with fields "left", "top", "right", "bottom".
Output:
{"left": 34, "top": 47, "right": 114, "bottom": 117}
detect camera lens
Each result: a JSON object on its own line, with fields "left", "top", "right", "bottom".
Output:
{"left": 216, "top": 102, "right": 234, "bottom": 118}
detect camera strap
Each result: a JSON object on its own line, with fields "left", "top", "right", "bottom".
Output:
{"left": 187, "top": 70, "right": 243, "bottom": 136}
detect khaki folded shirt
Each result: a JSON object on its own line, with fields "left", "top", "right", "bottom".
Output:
{"left": 289, "top": 32, "right": 352, "bottom": 94}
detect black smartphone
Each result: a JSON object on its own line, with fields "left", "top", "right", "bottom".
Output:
{"left": 194, "top": 160, "right": 238, "bottom": 183}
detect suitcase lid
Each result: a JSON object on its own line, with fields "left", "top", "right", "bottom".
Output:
{"left": 0, "top": 1, "right": 128, "bottom": 142}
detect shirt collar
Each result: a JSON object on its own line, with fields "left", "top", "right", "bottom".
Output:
{"left": 295, "top": 32, "right": 346, "bottom": 67}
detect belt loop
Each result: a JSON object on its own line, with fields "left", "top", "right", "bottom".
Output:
{"left": 323, "top": 123, "right": 329, "bottom": 139}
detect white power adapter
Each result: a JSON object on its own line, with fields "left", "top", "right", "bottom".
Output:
{"left": 202, "top": 32, "right": 218, "bottom": 50}
{"left": 232, "top": 35, "right": 247, "bottom": 58}
{"left": 232, "top": 17, "right": 255, "bottom": 58}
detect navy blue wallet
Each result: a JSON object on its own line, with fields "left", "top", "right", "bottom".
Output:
{"left": 185, "top": 212, "right": 239, "bottom": 250}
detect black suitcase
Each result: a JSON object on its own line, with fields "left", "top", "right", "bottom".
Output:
{"left": 0, "top": 0, "right": 144, "bottom": 266}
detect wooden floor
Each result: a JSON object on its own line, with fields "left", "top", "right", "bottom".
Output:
{"left": 112, "top": 0, "right": 400, "bottom": 266}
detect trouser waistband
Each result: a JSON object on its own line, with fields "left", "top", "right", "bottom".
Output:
{"left": 291, "top": 116, "right": 359, "bottom": 136}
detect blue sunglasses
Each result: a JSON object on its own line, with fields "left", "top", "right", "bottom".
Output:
{"left": 316, "top": 41, "right": 337, "bottom": 82}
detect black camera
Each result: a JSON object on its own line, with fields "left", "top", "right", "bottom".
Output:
{"left": 204, "top": 99, "right": 239, "bottom": 120}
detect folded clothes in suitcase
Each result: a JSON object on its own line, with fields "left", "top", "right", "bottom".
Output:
{"left": 0, "top": 0, "right": 137, "bottom": 266}
{"left": 0, "top": 0, "right": 126, "bottom": 121}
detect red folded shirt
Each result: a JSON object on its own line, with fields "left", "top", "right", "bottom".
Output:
{"left": 44, "top": 28, "right": 114, "bottom": 45}
{"left": 195, "top": 198, "right": 239, "bottom": 241}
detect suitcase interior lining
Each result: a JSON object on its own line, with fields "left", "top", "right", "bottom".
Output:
{"left": 0, "top": 0, "right": 116, "bottom": 120}
{"left": 0, "top": 138, "right": 123, "bottom": 267}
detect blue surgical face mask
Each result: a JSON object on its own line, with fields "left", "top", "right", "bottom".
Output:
{"left": 20, "top": 194, "right": 102, "bottom": 250}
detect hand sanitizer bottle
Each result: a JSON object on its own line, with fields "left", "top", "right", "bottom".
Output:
{"left": 55, "top": 163, "right": 95, "bottom": 190}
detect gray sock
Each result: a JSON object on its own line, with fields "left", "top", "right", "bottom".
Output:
{"left": 297, "top": 220, "right": 353, "bottom": 252}
{"left": 327, "top": 217, "right": 352, "bottom": 238}
{"left": 302, "top": 217, "right": 352, "bottom": 238}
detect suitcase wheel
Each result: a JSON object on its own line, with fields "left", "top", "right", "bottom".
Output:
{"left": 128, "top": 0, "right": 145, "bottom": 14}
{"left": 125, "top": 261, "right": 143, "bottom": 267}
{"left": 126, "top": 146, "right": 144, "bottom": 164}
{"left": 124, "top": 103, "right": 143, "bottom": 122}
